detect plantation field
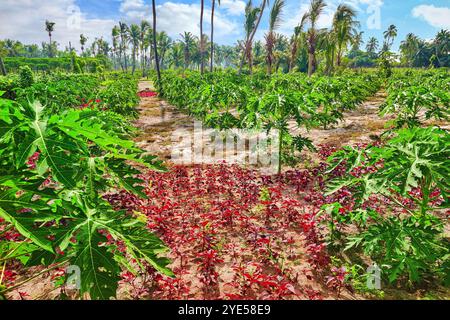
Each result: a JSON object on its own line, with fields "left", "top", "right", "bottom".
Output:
{"left": 0, "top": 66, "right": 449, "bottom": 301}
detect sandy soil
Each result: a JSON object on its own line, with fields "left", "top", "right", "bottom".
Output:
{"left": 5, "top": 80, "right": 448, "bottom": 301}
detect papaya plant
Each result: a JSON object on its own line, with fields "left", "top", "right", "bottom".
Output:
{"left": 325, "top": 127, "right": 449, "bottom": 284}
{"left": 0, "top": 93, "right": 172, "bottom": 299}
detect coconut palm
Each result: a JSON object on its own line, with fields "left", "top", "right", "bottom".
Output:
{"left": 139, "top": 20, "right": 151, "bottom": 76}
{"left": 248, "top": 0, "right": 269, "bottom": 49}
{"left": 128, "top": 24, "right": 140, "bottom": 74}
{"left": 79, "top": 34, "right": 88, "bottom": 56}
{"left": 91, "top": 38, "right": 98, "bottom": 56}
{"left": 210, "top": 0, "right": 221, "bottom": 72}
{"left": 169, "top": 42, "right": 184, "bottom": 68}
{"left": 119, "top": 22, "right": 130, "bottom": 71}
{"left": 400, "top": 33, "right": 419, "bottom": 67}
{"left": 180, "top": 32, "right": 196, "bottom": 70}
{"left": 151, "top": 0, "right": 162, "bottom": 93}
{"left": 303, "top": 0, "right": 327, "bottom": 76}
{"left": 289, "top": 15, "right": 308, "bottom": 72}
{"left": 366, "top": 37, "right": 378, "bottom": 57}
{"left": 332, "top": 4, "right": 359, "bottom": 66}
{"left": 0, "top": 41, "right": 7, "bottom": 75}
{"left": 239, "top": 0, "right": 261, "bottom": 73}
{"left": 433, "top": 29, "right": 449, "bottom": 67}
{"left": 319, "top": 29, "right": 336, "bottom": 75}
{"left": 200, "top": 0, "right": 205, "bottom": 74}
{"left": 383, "top": 24, "right": 397, "bottom": 51}
{"left": 157, "top": 31, "right": 172, "bottom": 69}
{"left": 45, "top": 20, "right": 55, "bottom": 57}
{"left": 265, "top": 0, "right": 285, "bottom": 74}
{"left": 112, "top": 26, "right": 120, "bottom": 69}
{"left": 351, "top": 31, "right": 364, "bottom": 52}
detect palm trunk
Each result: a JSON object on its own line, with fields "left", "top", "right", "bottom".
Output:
{"left": 48, "top": 34, "right": 52, "bottom": 58}
{"left": 308, "top": 52, "right": 314, "bottom": 77}
{"left": 132, "top": 46, "right": 136, "bottom": 74}
{"left": 0, "top": 56, "right": 7, "bottom": 76}
{"left": 200, "top": 0, "right": 205, "bottom": 74}
{"left": 336, "top": 44, "right": 342, "bottom": 67}
{"left": 248, "top": 0, "right": 266, "bottom": 46}
{"left": 210, "top": 0, "right": 215, "bottom": 72}
{"left": 152, "top": 0, "right": 163, "bottom": 95}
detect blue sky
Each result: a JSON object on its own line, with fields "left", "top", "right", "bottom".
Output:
{"left": 0, "top": 0, "right": 449, "bottom": 52}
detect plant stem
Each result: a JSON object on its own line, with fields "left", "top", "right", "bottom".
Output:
{"left": 0, "top": 260, "right": 69, "bottom": 295}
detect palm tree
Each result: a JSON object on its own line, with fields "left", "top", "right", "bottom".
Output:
{"left": 433, "top": 29, "right": 449, "bottom": 67}
{"left": 151, "top": 0, "right": 162, "bottom": 93}
{"left": 119, "top": 22, "right": 129, "bottom": 71}
{"left": 157, "top": 31, "right": 171, "bottom": 69}
{"left": 128, "top": 24, "right": 140, "bottom": 74}
{"left": 383, "top": 24, "right": 397, "bottom": 51}
{"left": 289, "top": 18, "right": 306, "bottom": 72}
{"left": 200, "top": 0, "right": 205, "bottom": 74}
{"left": 79, "top": 34, "right": 87, "bottom": 56}
{"left": 303, "top": 0, "right": 326, "bottom": 76}
{"left": 366, "top": 36, "right": 378, "bottom": 57}
{"left": 169, "top": 43, "right": 184, "bottom": 68}
{"left": 0, "top": 41, "right": 7, "bottom": 75}
{"left": 112, "top": 26, "right": 120, "bottom": 69}
{"left": 240, "top": 0, "right": 261, "bottom": 73}
{"left": 332, "top": 4, "right": 359, "bottom": 67}
{"left": 351, "top": 31, "right": 364, "bottom": 52}
{"left": 265, "top": 0, "right": 285, "bottom": 74}
{"left": 180, "top": 32, "right": 196, "bottom": 70}
{"left": 45, "top": 20, "right": 55, "bottom": 57}
{"left": 91, "top": 38, "right": 98, "bottom": 56}
{"left": 139, "top": 21, "right": 151, "bottom": 76}
{"left": 400, "top": 33, "right": 419, "bottom": 67}
{"left": 210, "top": 0, "right": 221, "bottom": 72}
{"left": 248, "top": 0, "right": 269, "bottom": 50}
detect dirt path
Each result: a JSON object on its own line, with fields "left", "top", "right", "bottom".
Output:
{"left": 134, "top": 80, "right": 391, "bottom": 168}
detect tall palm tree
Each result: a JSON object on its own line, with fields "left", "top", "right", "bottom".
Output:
{"left": 112, "top": 26, "right": 120, "bottom": 69}
{"left": 0, "top": 41, "right": 7, "bottom": 75}
{"left": 400, "top": 33, "right": 419, "bottom": 67}
{"left": 265, "top": 0, "right": 285, "bottom": 74}
{"left": 248, "top": 0, "right": 268, "bottom": 50}
{"left": 169, "top": 43, "right": 184, "bottom": 68}
{"left": 240, "top": 0, "right": 261, "bottom": 73}
{"left": 210, "top": 0, "right": 221, "bottom": 72}
{"left": 151, "top": 0, "right": 162, "bottom": 93}
{"left": 332, "top": 4, "right": 358, "bottom": 66}
{"left": 433, "top": 29, "right": 449, "bottom": 67}
{"left": 79, "top": 34, "right": 87, "bottom": 56}
{"left": 289, "top": 18, "right": 306, "bottom": 72}
{"left": 200, "top": 0, "right": 205, "bottom": 74}
{"left": 119, "top": 22, "right": 130, "bottom": 71}
{"left": 180, "top": 32, "right": 196, "bottom": 70}
{"left": 128, "top": 24, "right": 140, "bottom": 74}
{"left": 319, "top": 29, "right": 336, "bottom": 75}
{"left": 91, "top": 38, "right": 98, "bottom": 56}
{"left": 45, "top": 20, "right": 55, "bottom": 57}
{"left": 139, "top": 20, "right": 150, "bottom": 76}
{"left": 303, "top": 0, "right": 327, "bottom": 76}
{"left": 366, "top": 36, "right": 378, "bottom": 57}
{"left": 157, "top": 31, "right": 171, "bottom": 69}
{"left": 351, "top": 31, "right": 364, "bottom": 52}
{"left": 383, "top": 24, "right": 397, "bottom": 51}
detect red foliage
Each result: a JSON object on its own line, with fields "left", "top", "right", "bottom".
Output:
{"left": 138, "top": 90, "right": 158, "bottom": 98}
{"left": 105, "top": 161, "right": 340, "bottom": 300}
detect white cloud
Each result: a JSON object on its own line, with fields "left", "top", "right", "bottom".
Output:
{"left": 412, "top": 4, "right": 450, "bottom": 29}
{"left": 119, "top": 1, "right": 241, "bottom": 43}
{"left": 220, "top": 0, "right": 246, "bottom": 16}
{"left": 0, "top": 0, "right": 115, "bottom": 52}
